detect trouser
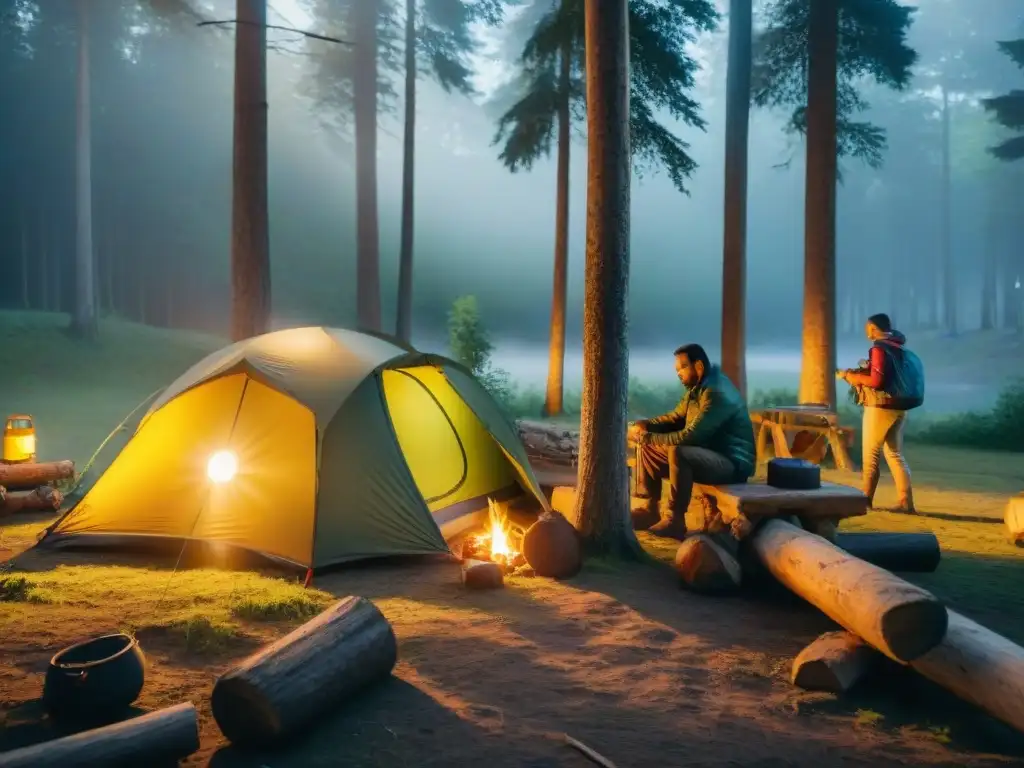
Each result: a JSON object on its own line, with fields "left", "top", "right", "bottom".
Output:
{"left": 634, "top": 444, "right": 737, "bottom": 514}
{"left": 861, "top": 406, "right": 912, "bottom": 505}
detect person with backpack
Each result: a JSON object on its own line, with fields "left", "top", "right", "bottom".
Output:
{"left": 837, "top": 313, "right": 925, "bottom": 514}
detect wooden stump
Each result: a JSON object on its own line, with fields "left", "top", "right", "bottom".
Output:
{"left": 461, "top": 559, "right": 504, "bottom": 589}
{"left": 836, "top": 532, "right": 941, "bottom": 573}
{"left": 1006, "top": 494, "right": 1024, "bottom": 547}
{"left": 674, "top": 535, "right": 742, "bottom": 594}
{"left": 911, "top": 609, "right": 1024, "bottom": 734}
{"left": 522, "top": 512, "right": 582, "bottom": 579}
{"left": 791, "top": 631, "right": 880, "bottom": 694}
{"left": 0, "top": 702, "right": 199, "bottom": 768}
{"left": 0, "top": 460, "right": 74, "bottom": 490}
{"left": 751, "top": 519, "right": 948, "bottom": 663}
{"left": 211, "top": 596, "right": 397, "bottom": 749}
{"left": 1, "top": 486, "right": 64, "bottom": 516}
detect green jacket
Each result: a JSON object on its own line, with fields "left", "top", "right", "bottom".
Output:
{"left": 641, "top": 365, "right": 755, "bottom": 480}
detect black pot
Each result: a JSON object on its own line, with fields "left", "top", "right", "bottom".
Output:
{"left": 43, "top": 633, "right": 146, "bottom": 723}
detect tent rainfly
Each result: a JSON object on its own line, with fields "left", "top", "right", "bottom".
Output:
{"left": 39, "top": 327, "right": 549, "bottom": 569}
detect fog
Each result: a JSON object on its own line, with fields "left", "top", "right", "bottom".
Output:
{"left": 1, "top": 0, "right": 1022, "bottom": 413}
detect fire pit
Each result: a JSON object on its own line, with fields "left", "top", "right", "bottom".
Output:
{"left": 460, "top": 500, "right": 530, "bottom": 588}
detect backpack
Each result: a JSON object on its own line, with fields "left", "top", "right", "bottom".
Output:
{"left": 871, "top": 342, "right": 925, "bottom": 410}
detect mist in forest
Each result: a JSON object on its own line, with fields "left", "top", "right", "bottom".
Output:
{"left": 1, "top": 0, "right": 1022, "bottom": 413}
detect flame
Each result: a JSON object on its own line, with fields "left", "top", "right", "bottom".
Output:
{"left": 488, "top": 498, "right": 512, "bottom": 560}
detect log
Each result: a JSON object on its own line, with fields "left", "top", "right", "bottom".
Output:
{"left": 674, "top": 535, "right": 742, "bottom": 594}
{"left": 211, "top": 596, "right": 397, "bottom": 748}
{"left": 801, "top": 518, "right": 838, "bottom": 543}
{"left": 0, "top": 460, "right": 74, "bottom": 490}
{"left": 836, "top": 532, "right": 941, "bottom": 573}
{"left": 1, "top": 486, "right": 63, "bottom": 516}
{"left": 0, "top": 701, "right": 199, "bottom": 768}
{"left": 462, "top": 558, "right": 504, "bottom": 589}
{"left": 751, "top": 519, "right": 948, "bottom": 663}
{"left": 1006, "top": 494, "right": 1024, "bottom": 547}
{"left": 912, "top": 610, "right": 1024, "bottom": 733}
{"left": 791, "top": 630, "right": 881, "bottom": 693}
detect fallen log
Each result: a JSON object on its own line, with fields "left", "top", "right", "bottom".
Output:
{"left": 1006, "top": 495, "right": 1024, "bottom": 547}
{"left": 751, "top": 519, "right": 947, "bottom": 663}
{"left": 211, "top": 596, "right": 397, "bottom": 749}
{"left": 911, "top": 609, "right": 1024, "bottom": 734}
{"left": 674, "top": 535, "right": 742, "bottom": 594}
{"left": 1, "top": 486, "right": 63, "bottom": 515}
{"left": 0, "top": 460, "right": 74, "bottom": 490}
{"left": 462, "top": 558, "right": 504, "bottom": 589}
{"left": 836, "top": 532, "right": 941, "bottom": 573}
{"left": 791, "top": 630, "right": 881, "bottom": 694}
{"left": 0, "top": 701, "right": 199, "bottom": 768}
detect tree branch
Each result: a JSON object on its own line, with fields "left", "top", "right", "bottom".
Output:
{"left": 197, "top": 19, "right": 354, "bottom": 46}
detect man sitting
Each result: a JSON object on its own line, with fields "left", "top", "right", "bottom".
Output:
{"left": 627, "top": 343, "right": 755, "bottom": 540}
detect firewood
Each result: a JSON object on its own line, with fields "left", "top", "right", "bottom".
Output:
{"left": 791, "top": 631, "right": 880, "bottom": 693}
{"left": 1, "top": 486, "right": 63, "bottom": 516}
{"left": 751, "top": 519, "right": 947, "bottom": 663}
{"left": 211, "top": 596, "right": 397, "bottom": 749}
{"left": 462, "top": 559, "right": 504, "bottom": 589}
{"left": 0, "top": 701, "right": 199, "bottom": 768}
{"left": 836, "top": 532, "right": 941, "bottom": 573}
{"left": 911, "top": 609, "right": 1024, "bottom": 734}
{"left": 0, "top": 460, "right": 74, "bottom": 490}
{"left": 673, "top": 535, "right": 742, "bottom": 594}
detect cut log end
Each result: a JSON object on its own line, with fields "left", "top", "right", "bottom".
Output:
{"left": 881, "top": 600, "right": 950, "bottom": 662}
{"left": 462, "top": 559, "right": 504, "bottom": 590}
{"left": 674, "top": 535, "right": 742, "bottom": 595}
{"left": 792, "top": 631, "right": 880, "bottom": 694}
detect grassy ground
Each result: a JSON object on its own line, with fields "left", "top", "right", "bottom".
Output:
{"left": 1, "top": 311, "right": 1023, "bottom": 765}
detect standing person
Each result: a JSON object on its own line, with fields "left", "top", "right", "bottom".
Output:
{"left": 838, "top": 313, "right": 924, "bottom": 513}
{"left": 628, "top": 343, "right": 755, "bottom": 540}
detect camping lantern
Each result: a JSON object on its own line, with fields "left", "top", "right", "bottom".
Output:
{"left": 3, "top": 414, "right": 36, "bottom": 463}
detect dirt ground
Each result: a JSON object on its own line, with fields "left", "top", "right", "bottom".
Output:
{"left": 2, "top": 526, "right": 1024, "bottom": 768}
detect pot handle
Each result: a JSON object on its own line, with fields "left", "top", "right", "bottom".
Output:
{"left": 64, "top": 669, "right": 89, "bottom": 684}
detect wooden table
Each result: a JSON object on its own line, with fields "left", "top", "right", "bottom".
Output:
{"left": 752, "top": 405, "right": 855, "bottom": 471}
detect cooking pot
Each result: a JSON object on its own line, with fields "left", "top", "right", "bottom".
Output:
{"left": 43, "top": 632, "right": 146, "bottom": 722}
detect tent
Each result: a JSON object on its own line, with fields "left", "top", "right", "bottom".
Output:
{"left": 39, "top": 327, "right": 549, "bottom": 569}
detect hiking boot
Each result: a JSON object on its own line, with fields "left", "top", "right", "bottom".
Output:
{"left": 631, "top": 498, "right": 660, "bottom": 531}
{"left": 648, "top": 508, "right": 688, "bottom": 541}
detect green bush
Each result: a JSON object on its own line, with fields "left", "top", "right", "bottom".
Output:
{"left": 913, "top": 380, "right": 1024, "bottom": 452}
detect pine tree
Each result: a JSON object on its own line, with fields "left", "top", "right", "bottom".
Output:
{"left": 983, "top": 39, "right": 1024, "bottom": 161}
{"left": 492, "top": 0, "right": 718, "bottom": 416}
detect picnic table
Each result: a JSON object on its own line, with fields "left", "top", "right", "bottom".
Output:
{"left": 751, "top": 405, "right": 855, "bottom": 471}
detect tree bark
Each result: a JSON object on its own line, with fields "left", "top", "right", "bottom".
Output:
{"left": 0, "top": 461, "right": 75, "bottom": 490}
{"left": 355, "top": 0, "right": 382, "bottom": 333}
{"left": 939, "top": 84, "right": 956, "bottom": 336}
{"left": 395, "top": 0, "right": 416, "bottom": 344}
{"left": 573, "top": 0, "right": 642, "bottom": 559}
{"left": 798, "top": 0, "right": 838, "bottom": 409}
{"left": 211, "top": 597, "right": 397, "bottom": 748}
{"left": 543, "top": 44, "right": 573, "bottom": 417}
{"left": 720, "top": 0, "right": 752, "bottom": 400}
{"left": 230, "top": 0, "right": 271, "bottom": 342}
{"left": 751, "top": 519, "right": 948, "bottom": 663}
{"left": 0, "top": 702, "right": 200, "bottom": 768}
{"left": 72, "top": 0, "right": 98, "bottom": 339}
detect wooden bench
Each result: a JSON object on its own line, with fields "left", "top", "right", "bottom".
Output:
{"left": 752, "top": 406, "right": 855, "bottom": 471}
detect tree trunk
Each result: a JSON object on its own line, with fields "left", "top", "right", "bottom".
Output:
{"left": 395, "top": 0, "right": 416, "bottom": 344}
{"left": 72, "top": 0, "right": 98, "bottom": 339}
{"left": 543, "top": 44, "right": 573, "bottom": 417}
{"left": 20, "top": 209, "right": 30, "bottom": 309}
{"left": 355, "top": 0, "right": 382, "bottom": 333}
{"left": 230, "top": 0, "right": 271, "bottom": 342}
{"left": 720, "top": 0, "right": 752, "bottom": 400}
{"left": 981, "top": 187, "right": 998, "bottom": 330}
{"left": 940, "top": 84, "right": 956, "bottom": 336}
{"left": 573, "top": 0, "right": 643, "bottom": 559}
{"left": 798, "top": 0, "right": 838, "bottom": 409}
{"left": 1002, "top": 250, "right": 1021, "bottom": 332}
{"left": 39, "top": 212, "right": 50, "bottom": 312}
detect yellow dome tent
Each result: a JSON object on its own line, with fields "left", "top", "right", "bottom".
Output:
{"left": 41, "top": 327, "right": 549, "bottom": 569}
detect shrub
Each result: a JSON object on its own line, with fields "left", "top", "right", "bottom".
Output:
{"left": 913, "top": 380, "right": 1024, "bottom": 452}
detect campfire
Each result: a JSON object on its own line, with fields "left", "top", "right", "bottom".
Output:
{"left": 461, "top": 499, "right": 527, "bottom": 574}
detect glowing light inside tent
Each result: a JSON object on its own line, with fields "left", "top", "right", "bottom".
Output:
{"left": 207, "top": 450, "right": 238, "bottom": 483}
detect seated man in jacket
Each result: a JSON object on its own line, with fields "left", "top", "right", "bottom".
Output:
{"left": 627, "top": 343, "right": 755, "bottom": 540}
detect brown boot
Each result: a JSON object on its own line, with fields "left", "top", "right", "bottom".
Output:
{"left": 631, "top": 499, "right": 660, "bottom": 531}
{"left": 648, "top": 506, "right": 688, "bottom": 541}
